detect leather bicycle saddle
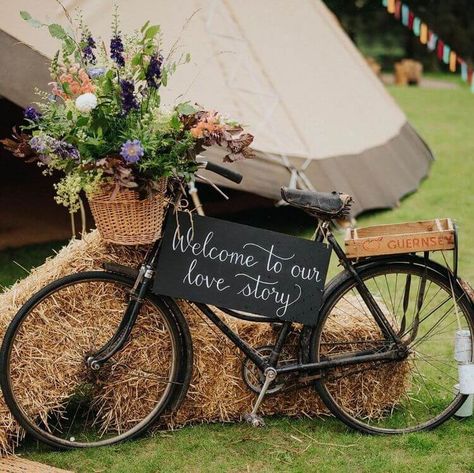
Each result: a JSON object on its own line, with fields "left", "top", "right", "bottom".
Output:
{"left": 280, "top": 187, "right": 352, "bottom": 220}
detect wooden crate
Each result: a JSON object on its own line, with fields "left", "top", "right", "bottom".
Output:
{"left": 345, "top": 218, "right": 455, "bottom": 259}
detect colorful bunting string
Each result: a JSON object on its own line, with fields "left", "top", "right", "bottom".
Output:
{"left": 382, "top": 0, "right": 472, "bottom": 91}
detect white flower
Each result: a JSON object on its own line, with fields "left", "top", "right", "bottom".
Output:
{"left": 75, "top": 93, "right": 98, "bottom": 113}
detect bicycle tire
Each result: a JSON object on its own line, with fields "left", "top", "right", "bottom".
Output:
{"left": 0, "top": 271, "right": 192, "bottom": 449}
{"left": 310, "top": 258, "right": 474, "bottom": 434}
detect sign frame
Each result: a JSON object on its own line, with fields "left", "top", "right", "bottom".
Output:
{"left": 152, "top": 212, "right": 332, "bottom": 326}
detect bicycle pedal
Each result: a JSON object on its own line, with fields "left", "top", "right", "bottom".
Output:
{"left": 243, "top": 413, "right": 265, "bottom": 427}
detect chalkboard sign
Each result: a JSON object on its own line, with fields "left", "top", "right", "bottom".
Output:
{"left": 152, "top": 212, "right": 331, "bottom": 326}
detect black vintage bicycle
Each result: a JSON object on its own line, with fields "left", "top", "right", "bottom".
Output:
{"left": 1, "top": 161, "right": 473, "bottom": 449}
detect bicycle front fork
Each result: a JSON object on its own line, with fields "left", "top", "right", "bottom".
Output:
{"left": 86, "top": 263, "right": 154, "bottom": 370}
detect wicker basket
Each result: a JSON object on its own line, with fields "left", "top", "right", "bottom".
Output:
{"left": 88, "top": 179, "right": 167, "bottom": 245}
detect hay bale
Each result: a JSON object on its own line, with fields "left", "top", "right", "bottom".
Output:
{"left": 394, "top": 59, "right": 423, "bottom": 86}
{"left": 0, "top": 232, "right": 408, "bottom": 454}
{"left": 365, "top": 57, "right": 382, "bottom": 78}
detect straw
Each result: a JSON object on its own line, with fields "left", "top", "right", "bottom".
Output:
{"left": 0, "top": 231, "right": 408, "bottom": 454}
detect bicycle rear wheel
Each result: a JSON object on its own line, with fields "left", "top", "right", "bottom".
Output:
{"left": 0, "top": 271, "right": 188, "bottom": 448}
{"left": 311, "top": 260, "right": 474, "bottom": 434}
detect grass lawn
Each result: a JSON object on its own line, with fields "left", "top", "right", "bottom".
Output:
{"left": 1, "top": 82, "right": 473, "bottom": 472}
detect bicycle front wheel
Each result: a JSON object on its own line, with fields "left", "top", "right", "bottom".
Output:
{"left": 311, "top": 260, "right": 474, "bottom": 434}
{"left": 0, "top": 271, "right": 186, "bottom": 448}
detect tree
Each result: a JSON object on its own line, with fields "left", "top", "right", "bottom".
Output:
{"left": 323, "top": 0, "right": 474, "bottom": 69}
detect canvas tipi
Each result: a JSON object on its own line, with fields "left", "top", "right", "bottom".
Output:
{"left": 0, "top": 0, "right": 433, "bottom": 215}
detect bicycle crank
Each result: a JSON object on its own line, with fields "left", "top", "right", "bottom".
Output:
{"left": 243, "top": 367, "right": 277, "bottom": 428}
{"left": 241, "top": 345, "right": 295, "bottom": 394}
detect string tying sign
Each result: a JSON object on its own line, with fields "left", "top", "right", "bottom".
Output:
{"left": 153, "top": 212, "right": 331, "bottom": 325}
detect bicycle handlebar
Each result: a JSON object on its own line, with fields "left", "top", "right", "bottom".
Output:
{"left": 200, "top": 160, "right": 243, "bottom": 184}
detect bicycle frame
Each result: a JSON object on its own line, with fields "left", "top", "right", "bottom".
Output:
{"left": 88, "top": 209, "right": 406, "bottom": 376}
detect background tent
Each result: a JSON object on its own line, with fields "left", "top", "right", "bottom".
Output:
{"left": 0, "top": 0, "right": 433, "bottom": 217}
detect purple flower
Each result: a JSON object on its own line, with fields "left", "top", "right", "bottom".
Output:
{"left": 24, "top": 106, "right": 41, "bottom": 122}
{"left": 82, "top": 35, "right": 96, "bottom": 64}
{"left": 53, "top": 141, "right": 80, "bottom": 161}
{"left": 120, "top": 79, "right": 139, "bottom": 114}
{"left": 29, "top": 135, "right": 48, "bottom": 153}
{"left": 146, "top": 54, "right": 163, "bottom": 89}
{"left": 110, "top": 35, "right": 125, "bottom": 67}
{"left": 87, "top": 66, "right": 106, "bottom": 79}
{"left": 29, "top": 135, "right": 80, "bottom": 161}
{"left": 120, "top": 139, "right": 144, "bottom": 163}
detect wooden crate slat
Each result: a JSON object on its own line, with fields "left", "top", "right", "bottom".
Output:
{"left": 354, "top": 219, "right": 451, "bottom": 238}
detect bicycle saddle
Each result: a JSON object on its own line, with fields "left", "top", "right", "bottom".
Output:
{"left": 280, "top": 187, "right": 352, "bottom": 220}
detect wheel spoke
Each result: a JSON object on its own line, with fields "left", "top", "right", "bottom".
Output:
{"left": 316, "top": 264, "right": 473, "bottom": 433}
{"left": 3, "top": 276, "right": 181, "bottom": 447}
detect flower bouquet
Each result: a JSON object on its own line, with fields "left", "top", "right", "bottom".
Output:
{"left": 1, "top": 7, "right": 253, "bottom": 245}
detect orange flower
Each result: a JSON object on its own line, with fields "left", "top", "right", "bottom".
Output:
{"left": 190, "top": 125, "right": 204, "bottom": 138}
{"left": 51, "top": 65, "right": 96, "bottom": 100}
{"left": 190, "top": 111, "right": 223, "bottom": 138}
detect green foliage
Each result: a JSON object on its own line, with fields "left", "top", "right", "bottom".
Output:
{"left": 0, "top": 242, "right": 66, "bottom": 289}
{"left": 1, "top": 81, "right": 473, "bottom": 472}
{"left": 48, "top": 23, "right": 68, "bottom": 40}
{"left": 323, "top": 0, "right": 474, "bottom": 71}
{"left": 143, "top": 25, "right": 160, "bottom": 40}
{"left": 15, "top": 412, "right": 474, "bottom": 472}
{"left": 10, "top": 5, "right": 254, "bottom": 213}
{"left": 20, "top": 10, "right": 42, "bottom": 28}
{"left": 19, "top": 10, "right": 31, "bottom": 20}
{"left": 176, "top": 102, "right": 199, "bottom": 116}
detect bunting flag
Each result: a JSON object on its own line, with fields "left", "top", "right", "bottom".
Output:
{"left": 382, "top": 0, "right": 473, "bottom": 92}
{"left": 401, "top": 5, "right": 409, "bottom": 26}
{"left": 413, "top": 17, "right": 421, "bottom": 36}
{"left": 449, "top": 52, "right": 457, "bottom": 72}
{"left": 461, "top": 62, "right": 468, "bottom": 81}
{"left": 427, "top": 32, "right": 438, "bottom": 51}
{"left": 437, "top": 39, "right": 445, "bottom": 61}
{"left": 443, "top": 45, "right": 451, "bottom": 64}
{"left": 394, "top": 1, "right": 402, "bottom": 20}
{"left": 420, "top": 23, "right": 428, "bottom": 44}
